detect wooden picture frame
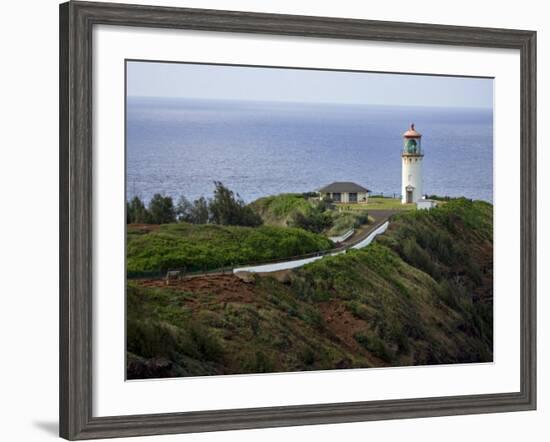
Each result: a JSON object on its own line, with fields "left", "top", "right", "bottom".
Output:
{"left": 59, "top": 1, "right": 536, "bottom": 439}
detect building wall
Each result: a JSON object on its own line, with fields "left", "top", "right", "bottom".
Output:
{"left": 402, "top": 155, "right": 423, "bottom": 203}
{"left": 321, "top": 192, "right": 368, "bottom": 203}
{"left": 417, "top": 200, "right": 437, "bottom": 210}
{"left": 333, "top": 192, "right": 350, "bottom": 203}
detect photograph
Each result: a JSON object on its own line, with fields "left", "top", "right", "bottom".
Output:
{"left": 125, "top": 61, "right": 494, "bottom": 380}
{"left": 0, "top": 0, "right": 543, "bottom": 439}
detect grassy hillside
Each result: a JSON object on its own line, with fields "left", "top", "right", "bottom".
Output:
{"left": 250, "top": 193, "right": 371, "bottom": 236}
{"left": 127, "top": 198, "right": 493, "bottom": 378}
{"left": 249, "top": 193, "right": 312, "bottom": 227}
{"left": 127, "top": 223, "right": 332, "bottom": 276}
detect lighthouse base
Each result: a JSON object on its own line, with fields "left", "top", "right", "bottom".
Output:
{"left": 401, "top": 154, "right": 423, "bottom": 204}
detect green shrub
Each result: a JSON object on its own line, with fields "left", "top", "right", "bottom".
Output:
{"left": 288, "top": 208, "right": 333, "bottom": 233}
{"left": 241, "top": 351, "right": 275, "bottom": 373}
{"left": 127, "top": 320, "right": 181, "bottom": 359}
{"left": 127, "top": 223, "right": 332, "bottom": 274}
{"left": 347, "top": 300, "right": 370, "bottom": 320}
{"left": 400, "top": 237, "right": 440, "bottom": 280}
{"left": 353, "top": 331, "right": 394, "bottom": 363}
{"left": 299, "top": 346, "right": 317, "bottom": 366}
{"left": 354, "top": 210, "right": 370, "bottom": 226}
{"left": 187, "top": 321, "right": 224, "bottom": 362}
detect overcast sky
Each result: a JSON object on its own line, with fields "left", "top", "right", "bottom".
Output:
{"left": 127, "top": 61, "right": 493, "bottom": 109}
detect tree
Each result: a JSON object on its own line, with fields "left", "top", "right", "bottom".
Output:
{"left": 176, "top": 195, "right": 194, "bottom": 223}
{"left": 176, "top": 195, "right": 210, "bottom": 224}
{"left": 190, "top": 197, "right": 210, "bottom": 224}
{"left": 127, "top": 196, "right": 150, "bottom": 224}
{"left": 148, "top": 194, "right": 176, "bottom": 224}
{"left": 238, "top": 204, "right": 264, "bottom": 227}
{"left": 208, "top": 181, "right": 262, "bottom": 227}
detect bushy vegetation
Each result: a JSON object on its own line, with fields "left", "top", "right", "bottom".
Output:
{"left": 290, "top": 198, "right": 493, "bottom": 365}
{"left": 251, "top": 193, "right": 370, "bottom": 236}
{"left": 287, "top": 200, "right": 334, "bottom": 233}
{"left": 326, "top": 209, "right": 370, "bottom": 236}
{"left": 176, "top": 196, "right": 209, "bottom": 224}
{"left": 126, "top": 276, "right": 372, "bottom": 378}
{"left": 148, "top": 194, "right": 177, "bottom": 224}
{"left": 127, "top": 222, "right": 332, "bottom": 275}
{"left": 127, "top": 194, "right": 176, "bottom": 224}
{"left": 126, "top": 284, "right": 225, "bottom": 378}
{"left": 249, "top": 193, "right": 313, "bottom": 226}
{"left": 426, "top": 194, "right": 452, "bottom": 201}
{"left": 127, "top": 182, "right": 262, "bottom": 227}
{"left": 127, "top": 198, "right": 493, "bottom": 377}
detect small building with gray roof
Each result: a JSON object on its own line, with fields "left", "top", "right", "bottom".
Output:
{"left": 318, "top": 182, "right": 370, "bottom": 204}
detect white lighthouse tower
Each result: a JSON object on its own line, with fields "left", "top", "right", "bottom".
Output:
{"left": 401, "top": 123, "right": 424, "bottom": 204}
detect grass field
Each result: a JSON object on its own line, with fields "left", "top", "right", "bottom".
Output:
{"left": 336, "top": 197, "right": 416, "bottom": 211}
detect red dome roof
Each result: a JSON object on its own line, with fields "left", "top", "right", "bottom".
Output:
{"left": 403, "top": 123, "right": 422, "bottom": 138}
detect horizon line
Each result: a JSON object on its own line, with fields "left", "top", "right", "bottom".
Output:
{"left": 126, "top": 95, "right": 493, "bottom": 111}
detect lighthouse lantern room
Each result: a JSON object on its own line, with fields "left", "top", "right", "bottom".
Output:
{"left": 401, "top": 123, "right": 424, "bottom": 204}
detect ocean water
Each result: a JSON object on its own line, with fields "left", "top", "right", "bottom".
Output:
{"left": 127, "top": 97, "right": 493, "bottom": 204}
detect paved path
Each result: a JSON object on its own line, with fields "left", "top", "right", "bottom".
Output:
{"left": 339, "top": 210, "right": 398, "bottom": 248}
{"left": 233, "top": 210, "right": 397, "bottom": 274}
{"left": 156, "top": 210, "right": 400, "bottom": 281}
